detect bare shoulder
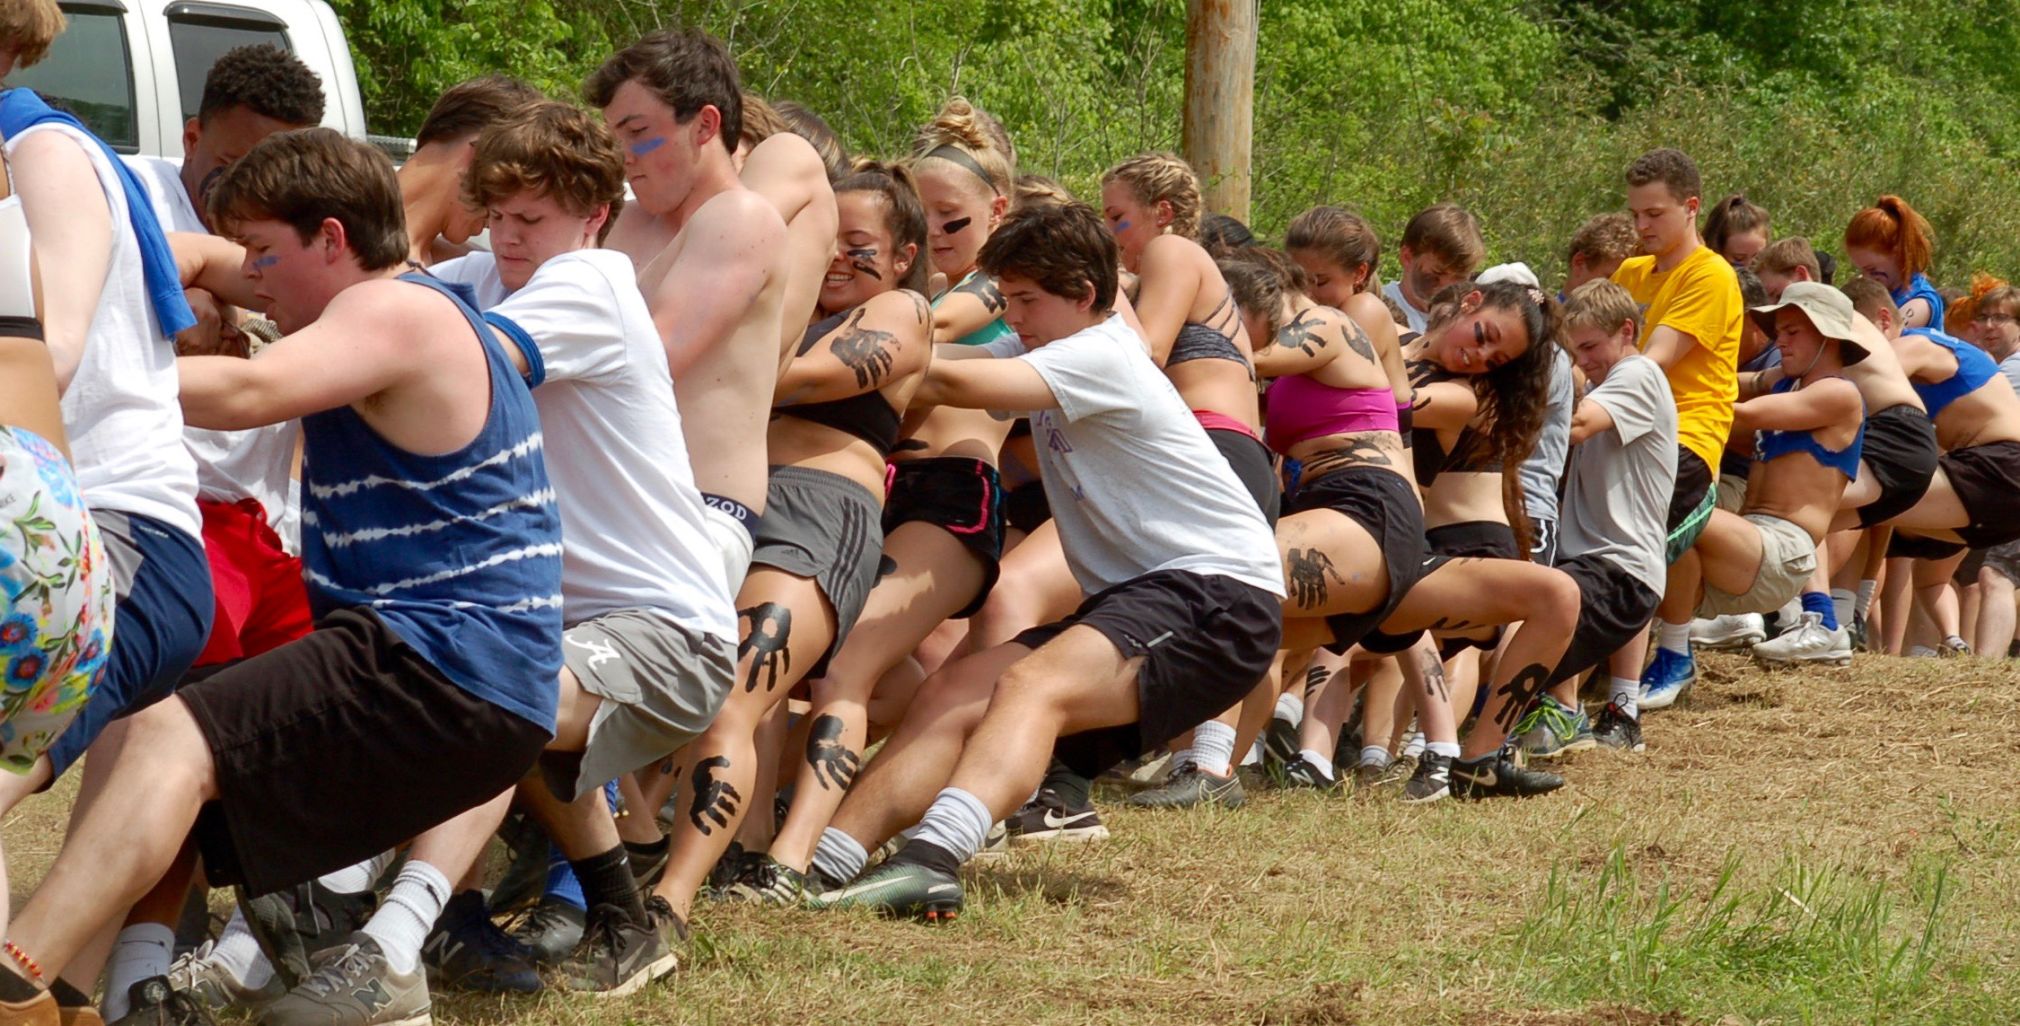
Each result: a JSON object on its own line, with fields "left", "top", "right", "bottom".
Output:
{"left": 863, "top": 288, "right": 932, "bottom": 330}
{"left": 742, "top": 133, "right": 827, "bottom": 192}
{"left": 1140, "top": 233, "right": 1204, "bottom": 273}
{"left": 685, "top": 188, "right": 789, "bottom": 257}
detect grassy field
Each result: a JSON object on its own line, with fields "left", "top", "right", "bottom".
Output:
{"left": 9, "top": 651, "right": 2020, "bottom": 1025}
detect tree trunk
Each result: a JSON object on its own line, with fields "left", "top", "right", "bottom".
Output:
{"left": 1182, "top": 0, "right": 1258, "bottom": 224}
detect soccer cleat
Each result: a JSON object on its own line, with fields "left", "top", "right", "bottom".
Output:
{"left": 104, "top": 977, "right": 215, "bottom": 1026}
{"left": 164, "top": 941, "right": 285, "bottom": 1012}
{"left": 1279, "top": 757, "right": 1341, "bottom": 791}
{"left": 1637, "top": 647, "right": 1696, "bottom": 712}
{"left": 1514, "top": 697, "right": 1596, "bottom": 760}
{"left": 1690, "top": 613, "right": 1765, "bottom": 650}
{"left": 1593, "top": 702, "right": 1645, "bottom": 752}
{"left": 1399, "top": 751, "right": 1452, "bottom": 804}
{"left": 420, "top": 891, "right": 542, "bottom": 994}
{"left": 507, "top": 899, "right": 585, "bottom": 966}
{"left": 1124, "top": 762, "right": 1246, "bottom": 809}
{"left": 259, "top": 935, "right": 430, "bottom": 1026}
{"left": 1750, "top": 611, "right": 1851, "bottom": 667}
{"left": 722, "top": 855, "right": 820, "bottom": 906}
{"left": 812, "top": 859, "right": 964, "bottom": 922}
{"left": 553, "top": 900, "right": 680, "bottom": 998}
{"left": 236, "top": 880, "right": 377, "bottom": 991}
{"left": 1002, "top": 790, "right": 1110, "bottom": 844}
{"left": 1450, "top": 748, "right": 1566, "bottom": 799}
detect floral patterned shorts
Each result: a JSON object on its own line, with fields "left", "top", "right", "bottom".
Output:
{"left": 1, "top": 426, "right": 115, "bottom": 774}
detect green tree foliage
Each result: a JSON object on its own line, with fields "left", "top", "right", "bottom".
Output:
{"left": 332, "top": 0, "right": 2020, "bottom": 284}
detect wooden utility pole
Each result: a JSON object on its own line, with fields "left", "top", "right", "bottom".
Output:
{"left": 1182, "top": 0, "right": 1258, "bottom": 223}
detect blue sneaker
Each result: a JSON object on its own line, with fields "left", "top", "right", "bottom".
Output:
{"left": 1638, "top": 647, "right": 1696, "bottom": 711}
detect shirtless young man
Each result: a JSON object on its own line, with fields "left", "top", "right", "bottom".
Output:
{"left": 588, "top": 29, "right": 793, "bottom": 586}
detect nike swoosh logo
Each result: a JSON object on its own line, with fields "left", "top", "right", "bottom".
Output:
{"left": 927, "top": 884, "right": 959, "bottom": 895}
{"left": 1041, "top": 809, "right": 1091, "bottom": 829}
{"left": 1457, "top": 767, "right": 1497, "bottom": 788}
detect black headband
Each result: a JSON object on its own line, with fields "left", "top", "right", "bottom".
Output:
{"left": 924, "top": 145, "right": 1000, "bottom": 196}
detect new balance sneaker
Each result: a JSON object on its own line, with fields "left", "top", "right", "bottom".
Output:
{"left": 1751, "top": 611, "right": 1852, "bottom": 667}
{"left": 1637, "top": 648, "right": 1696, "bottom": 712}
{"left": 507, "top": 899, "right": 585, "bottom": 966}
{"left": 813, "top": 858, "right": 963, "bottom": 922}
{"left": 1514, "top": 697, "right": 1596, "bottom": 760}
{"left": 1279, "top": 757, "right": 1341, "bottom": 791}
{"left": 164, "top": 941, "right": 285, "bottom": 1013}
{"left": 260, "top": 935, "right": 429, "bottom": 1026}
{"left": 421, "top": 891, "right": 542, "bottom": 993}
{"left": 722, "top": 855, "right": 820, "bottom": 906}
{"left": 554, "top": 899, "right": 680, "bottom": 998}
{"left": 105, "top": 977, "right": 215, "bottom": 1026}
{"left": 1124, "top": 762, "right": 1246, "bottom": 809}
{"left": 1002, "top": 790, "right": 1110, "bottom": 843}
{"left": 1592, "top": 702, "right": 1645, "bottom": 752}
{"left": 1690, "top": 613, "right": 1765, "bottom": 651}
{"left": 1450, "top": 748, "right": 1566, "bottom": 799}
{"left": 1399, "top": 751, "right": 1452, "bottom": 804}
{"left": 236, "top": 881, "right": 377, "bottom": 990}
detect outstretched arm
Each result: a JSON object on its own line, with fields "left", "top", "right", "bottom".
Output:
{"left": 1641, "top": 324, "right": 1700, "bottom": 372}
{"left": 1733, "top": 376, "right": 1861, "bottom": 435}
{"left": 918, "top": 353, "right": 1057, "bottom": 413}
{"left": 168, "top": 232, "right": 264, "bottom": 311}
{"left": 177, "top": 281, "right": 413, "bottom": 429}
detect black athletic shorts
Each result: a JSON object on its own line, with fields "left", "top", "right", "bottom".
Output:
{"left": 1015, "top": 569, "right": 1281, "bottom": 779}
{"left": 883, "top": 457, "right": 1005, "bottom": 618}
{"left": 1548, "top": 554, "right": 1662, "bottom": 686}
{"left": 1284, "top": 466, "right": 1429, "bottom": 655}
{"left": 1004, "top": 481, "right": 1051, "bottom": 535}
{"left": 184, "top": 607, "right": 548, "bottom": 897}
{"left": 1942, "top": 440, "right": 2020, "bottom": 549}
{"left": 1854, "top": 403, "right": 1940, "bottom": 528}
{"left": 1666, "top": 447, "right": 1714, "bottom": 560}
{"left": 1887, "top": 532, "right": 1966, "bottom": 560}
{"left": 1208, "top": 428, "right": 1281, "bottom": 527}
{"left": 1361, "top": 520, "right": 1519, "bottom": 656}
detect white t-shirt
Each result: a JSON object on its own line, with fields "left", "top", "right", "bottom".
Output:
{"left": 463, "top": 249, "right": 735, "bottom": 642}
{"left": 1017, "top": 315, "right": 1284, "bottom": 598}
{"left": 6, "top": 125, "right": 199, "bottom": 538}
{"left": 1382, "top": 280, "right": 1429, "bottom": 334}
{"left": 1558, "top": 354, "right": 1677, "bottom": 595}
{"left": 429, "top": 253, "right": 510, "bottom": 309}
{"left": 121, "top": 155, "right": 202, "bottom": 234}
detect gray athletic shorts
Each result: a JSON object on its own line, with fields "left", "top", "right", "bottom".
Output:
{"left": 748, "top": 465, "right": 883, "bottom": 675}
{"left": 543, "top": 608, "right": 735, "bottom": 802}
{"left": 1715, "top": 472, "right": 1749, "bottom": 513}
{"left": 1696, "top": 513, "right": 1817, "bottom": 617}
{"left": 1982, "top": 540, "right": 2020, "bottom": 585}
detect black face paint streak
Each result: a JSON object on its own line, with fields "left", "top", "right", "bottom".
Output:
{"left": 1489, "top": 662, "right": 1552, "bottom": 734}
{"left": 877, "top": 555, "right": 899, "bottom": 580}
{"left": 1279, "top": 311, "right": 1330, "bottom": 356}
{"left": 954, "top": 272, "right": 1007, "bottom": 314}
{"left": 737, "top": 603, "right": 793, "bottom": 693}
{"left": 827, "top": 308, "right": 899, "bottom": 388}
{"left": 847, "top": 247, "right": 884, "bottom": 281}
{"left": 688, "top": 755, "right": 742, "bottom": 835}
{"left": 1416, "top": 648, "right": 1451, "bottom": 703}
{"left": 941, "top": 216, "right": 973, "bottom": 235}
{"left": 806, "top": 714, "right": 861, "bottom": 791}
{"left": 1286, "top": 547, "right": 1349, "bottom": 609}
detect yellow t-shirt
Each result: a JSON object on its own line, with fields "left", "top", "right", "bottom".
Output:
{"left": 1612, "top": 246, "right": 1743, "bottom": 470}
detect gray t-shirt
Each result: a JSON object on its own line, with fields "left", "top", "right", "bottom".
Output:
{"left": 2000, "top": 351, "right": 2020, "bottom": 396}
{"left": 1381, "top": 280, "right": 1428, "bottom": 334}
{"left": 1558, "top": 354, "right": 1677, "bottom": 595}
{"left": 1519, "top": 346, "right": 1574, "bottom": 523}
{"left": 1017, "top": 315, "right": 1284, "bottom": 598}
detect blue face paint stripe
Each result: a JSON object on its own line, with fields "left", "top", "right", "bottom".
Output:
{"left": 252, "top": 255, "right": 279, "bottom": 269}
{"left": 1115, "top": 219, "right": 1133, "bottom": 233}
{"left": 629, "top": 136, "right": 668, "bottom": 156}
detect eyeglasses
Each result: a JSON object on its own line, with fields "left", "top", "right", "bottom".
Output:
{"left": 1977, "top": 312, "right": 2017, "bottom": 325}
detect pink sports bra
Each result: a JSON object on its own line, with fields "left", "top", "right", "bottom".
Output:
{"left": 1264, "top": 374, "right": 1399, "bottom": 455}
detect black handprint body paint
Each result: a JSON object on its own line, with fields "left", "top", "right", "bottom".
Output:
{"left": 1416, "top": 646, "right": 1451, "bottom": 702}
{"left": 1279, "top": 311, "right": 1330, "bottom": 356}
{"left": 1286, "top": 547, "right": 1348, "bottom": 609}
{"left": 738, "top": 602, "right": 793, "bottom": 692}
{"left": 828, "top": 313, "right": 899, "bottom": 388}
{"left": 1300, "top": 438, "right": 1395, "bottom": 477}
{"left": 1489, "top": 662, "right": 1551, "bottom": 734}
{"left": 689, "top": 755, "right": 742, "bottom": 835}
{"left": 1340, "top": 317, "right": 1378, "bottom": 363}
{"left": 953, "top": 271, "right": 1006, "bottom": 314}
{"left": 806, "top": 714, "right": 861, "bottom": 791}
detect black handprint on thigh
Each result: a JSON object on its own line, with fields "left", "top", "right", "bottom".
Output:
{"left": 1286, "top": 547, "right": 1349, "bottom": 609}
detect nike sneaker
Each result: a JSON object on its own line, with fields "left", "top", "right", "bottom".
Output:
{"left": 1690, "top": 613, "right": 1765, "bottom": 651}
{"left": 1399, "top": 751, "right": 1451, "bottom": 804}
{"left": 1592, "top": 702, "right": 1645, "bottom": 752}
{"left": 260, "top": 935, "right": 429, "bottom": 1026}
{"left": 813, "top": 858, "right": 964, "bottom": 922}
{"left": 1002, "top": 789, "right": 1110, "bottom": 843}
{"left": 1750, "top": 611, "right": 1851, "bottom": 667}
{"left": 1637, "top": 647, "right": 1696, "bottom": 712}
{"left": 1450, "top": 748, "right": 1566, "bottom": 799}
{"left": 554, "top": 899, "right": 681, "bottom": 998}
{"left": 507, "top": 898, "right": 585, "bottom": 966}
{"left": 105, "top": 976, "right": 216, "bottom": 1026}
{"left": 1262, "top": 713, "right": 1301, "bottom": 771}
{"left": 1513, "top": 696, "right": 1596, "bottom": 760}
{"left": 1124, "top": 762, "right": 1246, "bottom": 809}
{"left": 1279, "top": 756, "right": 1341, "bottom": 791}
{"left": 236, "top": 880, "right": 377, "bottom": 990}
{"left": 420, "top": 891, "right": 542, "bottom": 993}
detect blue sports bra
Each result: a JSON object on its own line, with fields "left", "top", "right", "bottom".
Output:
{"left": 1757, "top": 377, "right": 1864, "bottom": 479}
{"left": 1904, "top": 327, "right": 1998, "bottom": 418}
{"left": 1892, "top": 273, "right": 1947, "bottom": 333}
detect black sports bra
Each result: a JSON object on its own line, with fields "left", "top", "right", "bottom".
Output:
{"left": 777, "top": 310, "right": 903, "bottom": 457}
{"left": 1167, "top": 294, "right": 1248, "bottom": 367}
{"left": 1408, "top": 360, "right": 1500, "bottom": 484}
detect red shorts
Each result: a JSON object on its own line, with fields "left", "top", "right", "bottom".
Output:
{"left": 195, "top": 497, "right": 312, "bottom": 666}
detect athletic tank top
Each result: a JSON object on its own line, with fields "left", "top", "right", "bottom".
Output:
{"left": 1904, "top": 327, "right": 1999, "bottom": 418}
{"left": 1263, "top": 374, "right": 1399, "bottom": 455}
{"left": 0, "top": 189, "right": 34, "bottom": 334}
{"left": 299, "top": 273, "right": 564, "bottom": 730}
{"left": 1408, "top": 360, "right": 1499, "bottom": 483}
{"left": 1169, "top": 322, "right": 1246, "bottom": 365}
{"left": 1893, "top": 273, "right": 1947, "bottom": 333}
{"left": 1756, "top": 376, "right": 1864, "bottom": 479}
{"left": 934, "top": 270, "right": 1018, "bottom": 348}
{"left": 776, "top": 309, "right": 902, "bottom": 456}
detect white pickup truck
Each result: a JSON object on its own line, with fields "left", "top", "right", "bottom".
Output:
{"left": 7, "top": 0, "right": 397, "bottom": 159}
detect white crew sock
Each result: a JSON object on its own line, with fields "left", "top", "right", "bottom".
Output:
{"left": 1831, "top": 588, "right": 1856, "bottom": 629}
{"left": 1297, "top": 749, "right": 1334, "bottom": 781}
{"left": 1189, "top": 720, "right": 1237, "bottom": 777}
{"left": 1855, "top": 579, "right": 1877, "bottom": 618}
{"left": 103, "top": 923, "right": 176, "bottom": 1020}
{"left": 909, "top": 787, "right": 993, "bottom": 864}
{"left": 1656, "top": 620, "right": 1692, "bottom": 656}
{"left": 1357, "top": 745, "right": 1391, "bottom": 768}
{"left": 1274, "top": 691, "right": 1305, "bottom": 724}
{"left": 318, "top": 850, "right": 396, "bottom": 895}
{"left": 1425, "top": 740, "right": 1461, "bottom": 759}
{"left": 361, "top": 861, "right": 451, "bottom": 975}
{"left": 1610, "top": 676, "right": 1640, "bottom": 718}
{"left": 1240, "top": 738, "right": 1264, "bottom": 767}
{"left": 209, "top": 909, "right": 274, "bottom": 990}
{"left": 812, "top": 827, "right": 869, "bottom": 884}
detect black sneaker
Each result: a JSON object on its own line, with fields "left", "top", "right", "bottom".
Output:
{"left": 701, "top": 841, "right": 755, "bottom": 899}
{"left": 555, "top": 899, "right": 680, "bottom": 997}
{"left": 1848, "top": 613, "right": 1871, "bottom": 653}
{"left": 812, "top": 858, "right": 964, "bottom": 922}
{"left": 1279, "top": 757, "right": 1342, "bottom": 791}
{"left": 421, "top": 891, "right": 542, "bottom": 993}
{"left": 1002, "top": 789, "right": 1109, "bottom": 843}
{"left": 1399, "top": 751, "right": 1452, "bottom": 804}
{"left": 1449, "top": 748, "right": 1565, "bottom": 799}
{"left": 1592, "top": 702, "right": 1645, "bottom": 752}
{"left": 1125, "top": 762, "right": 1246, "bottom": 809}
{"left": 625, "top": 839, "right": 671, "bottom": 890}
{"left": 508, "top": 898, "right": 586, "bottom": 966}
{"left": 1262, "top": 713, "right": 1301, "bottom": 770}
{"left": 106, "top": 975, "right": 217, "bottom": 1026}
{"left": 722, "top": 854, "right": 819, "bottom": 906}
{"left": 236, "top": 880, "right": 377, "bottom": 990}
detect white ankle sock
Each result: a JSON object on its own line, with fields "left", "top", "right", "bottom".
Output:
{"left": 1610, "top": 676, "right": 1640, "bottom": 718}
{"left": 1189, "top": 720, "right": 1237, "bottom": 777}
{"left": 812, "top": 828, "right": 869, "bottom": 883}
{"left": 909, "top": 787, "right": 993, "bottom": 864}
{"left": 1274, "top": 692, "right": 1304, "bottom": 724}
{"left": 318, "top": 850, "right": 396, "bottom": 895}
{"left": 362, "top": 861, "right": 451, "bottom": 975}
{"left": 1855, "top": 579, "right": 1877, "bottom": 618}
{"left": 1297, "top": 749, "right": 1334, "bottom": 780}
{"left": 1357, "top": 745, "right": 1390, "bottom": 768}
{"left": 1425, "top": 740, "right": 1461, "bottom": 759}
{"left": 103, "top": 923, "right": 176, "bottom": 1019}
{"left": 1831, "top": 588, "right": 1856, "bottom": 629}
{"left": 1656, "top": 620, "right": 1692, "bottom": 656}
{"left": 210, "top": 909, "right": 273, "bottom": 989}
